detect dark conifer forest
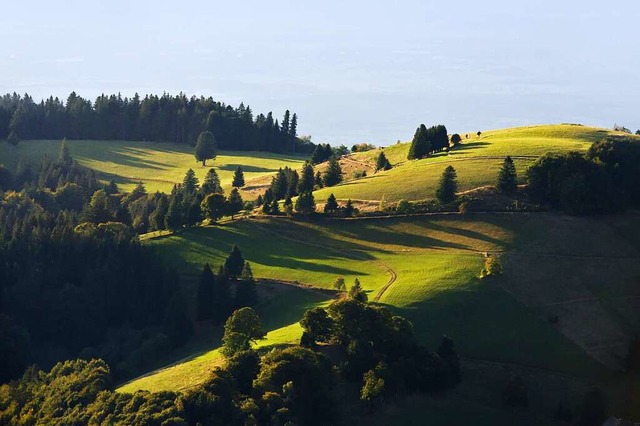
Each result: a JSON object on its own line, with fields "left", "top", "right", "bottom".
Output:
{"left": 0, "top": 92, "right": 313, "bottom": 154}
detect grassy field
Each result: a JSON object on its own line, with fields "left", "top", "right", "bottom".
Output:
{"left": 117, "top": 210, "right": 640, "bottom": 394}
{"left": 315, "top": 124, "right": 640, "bottom": 203}
{"left": 0, "top": 139, "right": 306, "bottom": 195}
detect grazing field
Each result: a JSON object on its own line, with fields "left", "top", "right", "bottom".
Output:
{"left": 118, "top": 211, "right": 640, "bottom": 394}
{"left": 316, "top": 124, "right": 640, "bottom": 202}
{"left": 0, "top": 139, "right": 306, "bottom": 195}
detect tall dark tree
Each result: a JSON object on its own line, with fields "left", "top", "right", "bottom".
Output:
{"left": 438, "top": 336, "right": 461, "bottom": 385}
{"left": 201, "top": 168, "right": 223, "bottom": 195}
{"left": 165, "top": 194, "right": 184, "bottom": 230}
{"left": 436, "top": 166, "right": 458, "bottom": 204}
{"left": 497, "top": 156, "right": 517, "bottom": 194}
{"left": 194, "top": 131, "right": 218, "bottom": 166}
{"left": 164, "top": 291, "right": 194, "bottom": 347}
{"left": 322, "top": 156, "right": 343, "bottom": 187}
{"left": 408, "top": 125, "right": 429, "bottom": 160}
{"left": 182, "top": 169, "right": 199, "bottom": 194}
{"left": 324, "top": 193, "right": 339, "bottom": 214}
{"left": 197, "top": 264, "right": 216, "bottom": 321}
{"left": 298, "top": 162, "right": 315, "bottom": 193}
{"left": 226, "top": 188, "right": 243, "bottom": 219}
{"left": 224, "top": 245, "right": 245, "bottom": 278}
{"left": 295, "top": 192, "right": 316, "bottom": 214}
{"left": 235, "top": 263, "right": 258, "bottom": 308}
{"left": 232, "top": 166, "right": 245, "bottom": 188}
{"left": 375, "top": 151, "right": 392, "bottom": 171}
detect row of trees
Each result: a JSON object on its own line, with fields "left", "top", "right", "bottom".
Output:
{"left": 408, "top": 124, "right": 450, "bottom": 159}
{"left": 0, "top": 92, "right": 313, "bottom": 154}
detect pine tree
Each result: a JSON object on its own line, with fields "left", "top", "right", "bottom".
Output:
{"left": 497, "top": 156, "right": 517, "bottom": 194}
{"left": 344, "top": 199, "right": 355, "bottom": 217}
{"left": 225, "top": 245, "right": 245, "bottom": 278}
{"left": 213, "top": 269, "right": 232, "bottom": 324}
{"left": 315, "top": 171, "right": 323, "bottom": 188}
{"left": 149, "top": 194, "right": 169, "bottom": 230}
{"left": 194, "top": 131, "right": 218, "bottom": 166}
{"left": 323, "top": 156, "right": 343, "bottom": 187}
{"left": 310, "top": 145, "right": 324, "bottom": 165}
{"left": 58, "top": 138, "right": 72, "bottom": 165}
{"left": 269, "top": 198, "right": 280, "bottom": 214}
{"left": 261, "top": 190, "right": 273, "bottom": 214}
{"left": 375, "top": 151, "right": 391, "bottom": 171}
{"left": 408, "top": 125, "right": 427, "bottom": 159}
{"left": 201, "top": 168, "right": 223, "bottom": 195}
{"left": 182, "top": 169, "right": 199, "bottom": 193}
{"left": 281, "top": 110, "right": 291, "bottom": 135}
{"left": 232, "top": 166, "right": 245, "bottom": 188}
{"left": 226, "top": 188, "right": 244, "bottom": 219}
{"left": 197, "top": 263, "right": 216, "bottom": 321}
{"left": 235, "top": 262, "right": 258, "bottom": 308}
{"left": 348, "top": 278, "right": 368, "bottom": 302}
{"left": 165, "top": 193, "right": 184, "bottom": 230}
{"left": 184, "top": 195, "right": 203, "bottom": 226}
{"left": 436, "top": 165, "right": 458, "bottom": 204}
{"left": 298, "top": 161, "right": 315, "bottom": 193}
{"left": 324, "top": 193, "right": 339, "bottom": 214}
{"left": 295, "top": 191, "right": 316, "bottom": 214}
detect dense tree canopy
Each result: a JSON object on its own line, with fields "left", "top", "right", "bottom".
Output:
{"left": 0, "top": 92, "right": 314, "bottom": 154}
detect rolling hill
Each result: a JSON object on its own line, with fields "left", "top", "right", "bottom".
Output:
{"left": 0, "top": 139, "right": 307, "bottom": 196}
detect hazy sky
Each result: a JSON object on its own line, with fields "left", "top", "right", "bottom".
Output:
{"left": 1, "top": 1, "right": 638, "bottom": 145}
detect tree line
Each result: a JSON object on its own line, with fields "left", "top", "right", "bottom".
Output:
{"left": 0, "top": 92, "right": 314, "bottom": 154}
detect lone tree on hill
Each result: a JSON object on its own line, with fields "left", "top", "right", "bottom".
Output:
{"left": 436, "top": 165, "right": 458, "bottom": 204}
{"left": 232, "top": 166, "right": 245, "bottom": 187}
{"left": 324, "top": 193, "right": 339, "bottom": 214}
{"left": 224, "top": 245, "right": 245, "bottom": 278}
{"left": 323, "top": 156, "right": 343, "bottom": 187}
{"left": 194, "top": 130, "right": 218, "bottom": 166}
{"left": 375, "top": 151, "right": 392, "bottom": 171}
{"left": 477, "top": 131, "right": 482, "bottom": 138}
{"left": 450, "top": 133, "right": 462, "bottom": 146}
{"left": 7, "top": 131, "right": 19, "bottom": 146}
{"left": 497, "top": 156, "right": 517, "bottom": 194}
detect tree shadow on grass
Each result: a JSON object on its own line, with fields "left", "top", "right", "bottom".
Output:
{"left": 448, "top": 141, "right": 490, "bottom": 153}
{"left": 217, "top": 164, "right": 275, "bottom": 173}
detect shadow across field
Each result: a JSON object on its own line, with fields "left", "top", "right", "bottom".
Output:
{"left": 218, "top": 164, "right": 274, "bottom": 173}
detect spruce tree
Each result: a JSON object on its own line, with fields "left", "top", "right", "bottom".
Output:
{"left": 269, "top": 198, "right": 280, "bottom": 214}
{"left": 322, "top": 156, "right": 343, "bottom": 187}
{"left": 310, "top": 145, "right": 324, "bottom": 165}
{"left": 315, "top": 171, "right": 324, "bottom": 188}
{"left": 497, "top": 156, "right": 517, "bottom": 194}
{"left": 298, "top": 161, "right": 315, "bottom": 193}
{"left": 324, "top": 193, "right": 339, "bottom": 214}
{"left": 408, "top": 125, "right": 427, "bottom": 159}
{"left": 182, "top": 169, "right": 199, "bottom": 193}
{"left": 225, "top": 245, "right": 245, "bottom": 278}
{"left": 344, "top": 199, "right": 355, "bottom": 217}
{"left": 375, "top": 151, "right": 392, "bottom": 171}
{"left": 201, "top": 168, "right": 223, "bottom": 195}
{"left": 348, "top": 278, "right": 368, "bottom": 302}
{"left": 165, "top": 192, "right": 184, "bottom": 230}
{"left": 196, "top": 263, "right": 216, "bottom": 321}
{"left": 232, "top": 166, "right": 245, "bottom": 188}
{"left": 235, "top": 262, "right": 258, "bottom": 308}
{"left": 194, "top": 131, "right": 218, "bottom": 166}
{"left": 295, "top": 191, "right": 316, "bottom": 214}
{"left": 436, "top": 165, "right": 458, "bottom": 204}
{"left": 149, "top": 194, "right": 169, "bottom": 231}
{"left": 213, "top": 269, "right": 232, "bottom": 324}
{"left": 226, "top": 188, "right": 244, "bottom": 219}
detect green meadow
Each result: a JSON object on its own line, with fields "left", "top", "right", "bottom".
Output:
{"left": 116, "top": 211, "right": 640, "bottom": 393}
{"left": 0, "top": 139, "right": 306, "bottom": 195}
{"left": 317, "top": 124, "right": 639, "bottom": 202}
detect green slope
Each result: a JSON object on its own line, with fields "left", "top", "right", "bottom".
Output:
{"left": 116, "top": 211, "right": 640, "bottom": 393}
{"left": 0, "top": 139, "right": 306, "bottom": 195}
{"left": 314, "top": 124, "right": 640, "bottom": 203}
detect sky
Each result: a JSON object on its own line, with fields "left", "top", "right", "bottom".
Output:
{"left": 1, "top": 1, "right": 639, "bottom": 145}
